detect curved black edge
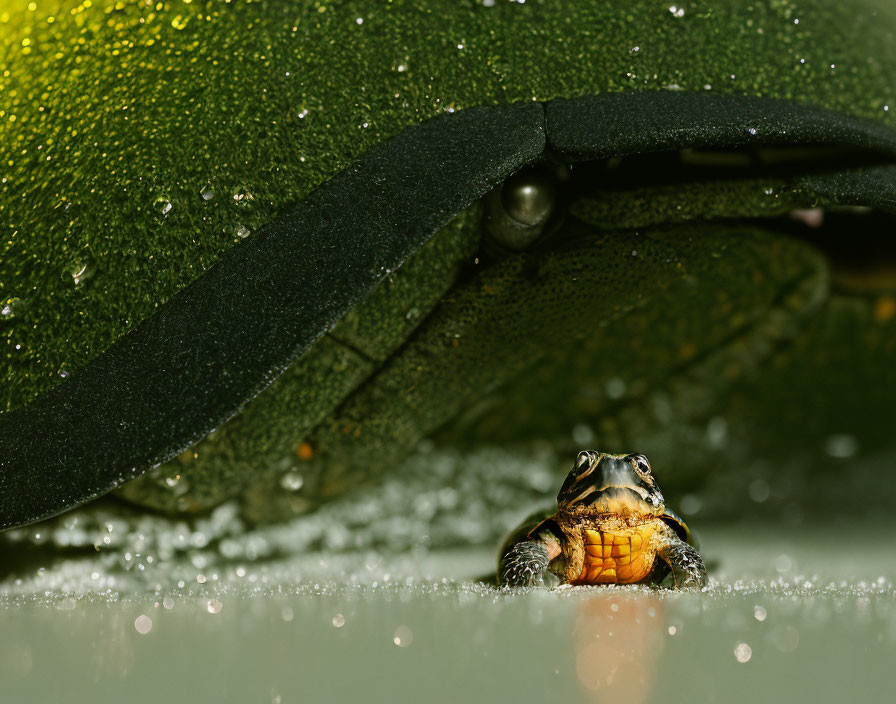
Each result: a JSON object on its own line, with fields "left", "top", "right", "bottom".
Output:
{"left": 0, "top": 103, "right": 547, "bottom": 529}
{"left": 2, "top": 91, "right": 896, "bottom": 530}
{"left": 801, "top": 164, "right": 896, "bottom": 213}
{"left": 545, "top": 92, "right": 896, "bottom": 161}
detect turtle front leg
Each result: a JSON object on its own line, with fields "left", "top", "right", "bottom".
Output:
{"left": 655, "top": 534, "right": 707, "bottom": 589}
{"left": 499, "top": 534, "right": 563, "bottom": 588}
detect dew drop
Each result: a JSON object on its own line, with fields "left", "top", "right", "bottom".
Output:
{"left": 605, "top": 377, "right": 626, "bottom": 400}
{"left": 155, "top": 196, "right": 173, "bottom": 215}
{"left": 134, "top": 615, "right": 153, "bottom": 634}
{"left": 734, "top": 642, "right": 752, "bottom": 663}
{"left": 572, "top": 423, "right": 594, "bottom": 445}
{"left": 1, "top": 297, "right": 25, "bottom": 321}
{"left": 393, "top": 625, "right": 413, "bottom": 646}
{"left": 824, "top": 434, "right": 857, "bottom": 459}
{"left": 748, "top": 479, "right": 770, "bottom": 503}
{"left": 63, "top": 247, "right": 97, "bottom": 287}
{"left": 231, "top": 188, "right": 255, "bottom": 206}
{"left": 679, "top": 494, "right": 702, "bottom": 515}
{"left": 280, "top": 473, "right": 304, "bottom": 492}
{"left": 200, "top": 184, "right": 215, "bottom": 201}
{"left": 775, "top": 554, "right": 793, "bottom": 573}
{"left": 206, "top": 599, "right": 223, "bottom": 614}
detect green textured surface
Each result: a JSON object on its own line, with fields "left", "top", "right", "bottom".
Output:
{"left": 0, "top": 95, "right": 544, "bottom": 528}
{"left": 302, "top": 222, "right": 825, "bottom": 492}
{"left": 2, "top": 0, "right": 896, "bottom": 411}
{"left": 569, "top": 167, "right": 890, "bottom": 230}
{"left": 115, "top": 205, "right": 482, "bottom": 514}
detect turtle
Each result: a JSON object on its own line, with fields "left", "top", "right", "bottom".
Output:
{"left": 1, "top": 1, "right": 896, "bottom": 534}
{"left": 498, "top": 451, "right": 706, "bottom": 589}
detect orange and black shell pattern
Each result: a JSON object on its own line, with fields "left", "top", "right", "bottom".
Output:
{"left": 498, "top": 451, "right": 706, "bottom": 590}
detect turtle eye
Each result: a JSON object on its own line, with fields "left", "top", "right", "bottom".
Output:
{"left": 631, "top": 454, "right": 651, "bottom": 476}
{"left": 575, "top": 451, "right": 592, "bottom": 471}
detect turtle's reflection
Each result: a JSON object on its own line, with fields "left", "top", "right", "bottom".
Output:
{"left": 573, "top": 592, "right": 665, "bottom": 703}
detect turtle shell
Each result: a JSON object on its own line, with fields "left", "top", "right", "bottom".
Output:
{"left": 2, "top": 1, "right": 896, "bottom": 529}
{"left": 660, "top": 508, "right": 693, "bottom": 546}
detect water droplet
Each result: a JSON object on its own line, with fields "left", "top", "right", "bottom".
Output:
{"left": 281, "top": 607, "right": 294, "bottom": 622}
{"left": 332, "top": 613, "right": 345, "bottom": 628}
{"left": 824, "top": 434, "right": 857, "bottom": 459}
{"left": 134, "top": 615, "right": 153, "bottom": 634}
{"left": 572, "top": 423, "right": 594, "bottom": 445}
{"left": 280, "top": 473, "right": 304, "bottom": 491}
{"left": 231, "top": 188, "right": 255, "bottom": 207}
{"left": 236, "top": 225, "right": 250, "bottom": 239}
{"left": 605, "top": 377, "right": 626, "bottom": 400}
{"left": 1, "top": 297, "right": 26, "bottom": 321}
{"left": 734, "top": 642, "right": 752, "bottom": 662}
{"left": 200, "top": 184, "right": 215, "bottom": 201}
{"left": 706, "top": 416, "right": 727, "bottom": 447}
{"left": 206, "top": 599, "right": 223, "bottom": 614}
{"left": 669, "top": 5, "right": 685, "bottom": 17}
{"left": 748, "top": 478, "right": 770, "bottom": 503}
{"left": 162, "top": 596, "right": 175, "bottom": 609}
{"left": 753, "top": 605, "right": 767, "bottom": 622}
{"left": 57, "top": 364, "right": 71, "bottom": 379}
{"left": 393, "top": 625, "right": 413, "bottom": 646}
{"left": 156, "top": 197, "right": 173, "bottom": 215}
{"left": 679, "top": 494, "right": 702, "bottom": 515}
{"left": 775, "top": 554, "right": 793, "bottom": 573}
{"left": 63, "top": 246, "right": 97, "bottom": 287}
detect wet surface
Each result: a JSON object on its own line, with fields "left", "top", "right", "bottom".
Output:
{"left": 1, "top": 524, "right": 893, "bottom": 704}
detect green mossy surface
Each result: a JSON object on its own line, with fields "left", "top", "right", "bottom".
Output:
{"left": 2, "top": 0, "right": 895, "bottom": 412}
{"left": 305, "top": 221, "right": 826, "bottom": 494}
{"left": 116, "top": 204, "right": 482, "bottom": 513}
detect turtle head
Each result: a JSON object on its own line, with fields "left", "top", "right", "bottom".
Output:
{"left": 556, "top": 451, "right": 665, "bottom": 517}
